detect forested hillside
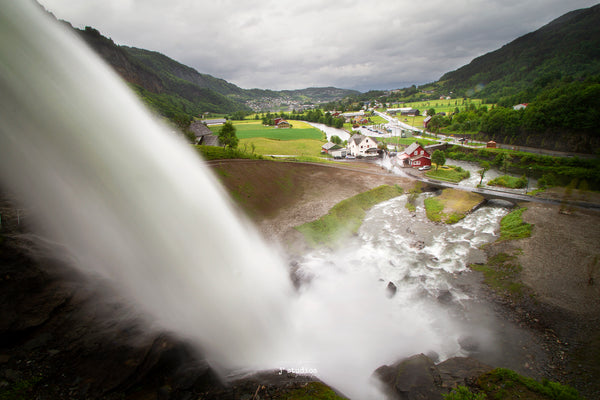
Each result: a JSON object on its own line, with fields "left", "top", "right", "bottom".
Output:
{"left": 437, "top": 4, "right": 600, "bottom": 104}
{"left": 74, "top": 25, "right": 357, "bottom": 129}
{"left": 76, "top": 27, "right": 248, "bottom": 128}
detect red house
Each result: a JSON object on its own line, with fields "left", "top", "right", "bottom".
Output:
{"left": 396, "top": 142, "right": 431, "bottom": 168}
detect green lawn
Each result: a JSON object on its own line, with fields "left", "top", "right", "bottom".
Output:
{"left": 296, "top": 185, "right": 404, "bottom": 247}
{"left": 216, "top": 120, "right": 325, "bottom": 141}
{"left": 239, "top": 137, "right": 324, "bottom": 157}
{"left": 425, "top": 165, "right": 470, "bottom": 183}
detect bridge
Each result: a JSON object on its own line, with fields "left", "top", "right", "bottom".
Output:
{"left": 422, "top": 177, "right": 600, "bottom": 211}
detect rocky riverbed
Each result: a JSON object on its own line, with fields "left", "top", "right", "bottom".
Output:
{"left": 1, "top": 161, "right": 599, "bottom": 399}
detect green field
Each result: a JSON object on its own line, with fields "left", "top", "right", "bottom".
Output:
{"left": 239, "top": 137, "right": 324, "bottom": 157}
{"left": 213, "top": 120, "right": 325, "bottom": 141}
{"left": 391, "top": 98, "right": 485, "bottom": 113}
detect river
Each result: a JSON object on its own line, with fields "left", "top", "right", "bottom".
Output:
{"left": 289, "top": 194, "right": 547, "bottom": 398}
{"left": 306, "top": 122, "right": 351, "bottom": 141}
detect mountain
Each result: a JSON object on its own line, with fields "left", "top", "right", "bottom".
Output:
{"left": 76, "top": 26, "right": 250, "bottom": 126}
{"left": 73, "top": 25, "right": 358, "bottom": 127}
{"left": 121, "top": 46, "right": 359, "bottom": 107}
{"left": 437, "top": 4, "right": 600, "bottom": 102}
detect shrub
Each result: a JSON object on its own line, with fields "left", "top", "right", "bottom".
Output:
{"left": 499, "top": 208, "right": 533, "bottom": 241}
{"left": 444, "top": 386, "right": 487, "bottom": 400}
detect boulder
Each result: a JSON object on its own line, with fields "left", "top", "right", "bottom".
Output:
{"left": 386, "top": 281, "right": 397, "bottom": 298}
{"left": 373, "top": 354, "right": 443, "bottom": 400}
{"left": 437, "top": 357, "right": 492, "bottom": 390}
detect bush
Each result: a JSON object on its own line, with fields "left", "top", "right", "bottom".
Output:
{"left": 499, "top": 208, "right": 532, "bottom": 241}
{"left": 487, "top": 175, "right": 527, "bottom": 189}
{"left": 444, "top": 386, "right": 487, "bottom": 400}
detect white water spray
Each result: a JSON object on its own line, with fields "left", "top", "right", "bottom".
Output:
{"left": 0, "top": 3, "right": 523, "bottom": 399}
{"left": 0, "top": 1, "right": 294, "bottom": 368}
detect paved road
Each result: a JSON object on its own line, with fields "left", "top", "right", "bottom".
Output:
{"left": 403, "top": 168, "right": 600, "bottom": 211}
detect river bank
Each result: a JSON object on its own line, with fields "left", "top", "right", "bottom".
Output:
{"left": 1, "top": 160, "right": 598, "bottom": 399}
{"left": 213, "top": 160, "right": 600, "bottom": 398}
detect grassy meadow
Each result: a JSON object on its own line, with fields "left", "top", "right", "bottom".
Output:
{"left": 211, "top": 120, "right": 327, "bottom": 157}
{"left": 239, "top": 137, "right": 324, "bottom": 157}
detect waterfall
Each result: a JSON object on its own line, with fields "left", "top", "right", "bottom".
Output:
{"left": 0, "top": 1, "right": 294, "bottom": 369}
{"left": 0, "top": 3, "right": 524, "bottom": 399}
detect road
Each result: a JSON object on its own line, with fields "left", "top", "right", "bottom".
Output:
{"left": 372, "top": 109, "right": 597, "bottom": 159}
{"left": 402, "top": 168, "right": 600, "bottom": 211}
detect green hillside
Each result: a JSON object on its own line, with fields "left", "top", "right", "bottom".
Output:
{"left": 75, "top": 26, "right": 357, "bottom": 129}
{"left": 437, "top": 4, "right": 600, "bottom": 103}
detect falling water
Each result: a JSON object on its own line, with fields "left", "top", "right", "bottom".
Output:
{"left": 0, "top": 3, "right": 537, "bottom": 399}
{"left": 0, "top": 1, "right": 294, "bottom": 369}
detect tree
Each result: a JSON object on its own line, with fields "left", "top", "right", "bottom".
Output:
{"left": 431, "top": 150, "right": 446, "bottom": 170}
{"left": 218, "top": 121, "right": 239, "bottom": 149}
{"left": 330, "top": 135, "right": 342, "bottom": 145}
{"left": 502, "top": 154, "right": 512, "bottom": 174}
{"left": 478, "top": 161, "right": 491, "bottom": 186}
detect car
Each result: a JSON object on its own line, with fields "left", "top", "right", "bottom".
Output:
{"left": 418, "top": 165, "right": 431, "bottom": 171}
{"left": 345, "top": 155, "right": 356, "bottom": 159}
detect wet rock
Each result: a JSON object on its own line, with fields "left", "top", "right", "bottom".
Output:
{"left": 437, "top": 357, "right": 492, "bottom": 390}
{"left": 373, "top": 354, "right": 443, "bottom": 400}
{"left": 410, "top": 240, "right": 426, "bottom": 250}
{"left": 437, "top": 290, "right": 453, "bottom": 305}
{"left": 458, "top": 336, "right": 481, "bottom": 354}
{"left": 386, "top": 282, "right": 397, "bottom": 298}
{"left": 426, "top": 351, "right": 440, "bottom": 364}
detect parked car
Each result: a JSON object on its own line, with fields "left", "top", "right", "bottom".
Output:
{"left": 418, "top": 165, "right": 431, "bottom": 171}
{"left": 345, "top": 155, "right": 356, "bottom": 159}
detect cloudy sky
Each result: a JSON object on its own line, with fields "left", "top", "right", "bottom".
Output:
{"left": 38, "top": 0, "right": 598, "bottom": 92}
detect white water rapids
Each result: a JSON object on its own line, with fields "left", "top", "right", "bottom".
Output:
{"left": 0, "top": 3, "right": 538, "bottom": 399}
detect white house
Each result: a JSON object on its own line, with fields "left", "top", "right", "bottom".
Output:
{"left": 347, "top": 134, "right": 378, "bottom": 157}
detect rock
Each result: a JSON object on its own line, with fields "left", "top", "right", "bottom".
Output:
{"left": 437, "top": 290, "right": 453, "bottom": 305}
{"left": 373, "top": 354, "right": 443, "bottom": 400}
{"left": 458, "top": 336, "right": 481, "bottom": 353}
{"left": 386, "top": 282, "right": 397, "bottom": 298}
{"left": 426, "top": 351, "right": 440, "bottom": 364}
{"left": 436, "top": 357, "right": 492, "bottom": 390}
{"left": 3, "top": 369, "right": 22, "bottom": 382}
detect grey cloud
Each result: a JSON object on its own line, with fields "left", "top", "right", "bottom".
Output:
{"left": 39, "top": 0, "right": 600, "bottom": 91}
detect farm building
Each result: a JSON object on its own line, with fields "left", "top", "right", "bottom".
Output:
{"left": 400, "top": 108, "right": 420, "bottom": 117}
{"left": 347, "top": 134, "right": 379, "bottom": 157}
{"left": 202, "top": 118, "right": 226, "bottom": 126}
{"left": 394, "top": 142, "right": 431, "bottom": 168}
{"left": 423, "top": 115, "right": 432, "bottom": 128}
{"left": 486, "top": 140, "right": 497, "bottom": 148}
{"left": 197, "top": 135, "right": 222, "bottom": 147}
{"left": 276, "top": 120, "right": 290, "bottom": 128}
{"left": 321, "top": 141, "right": 342, "bottom": 154}
{"left": 190, "top": 120, "right": 213, "bottom": 143}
